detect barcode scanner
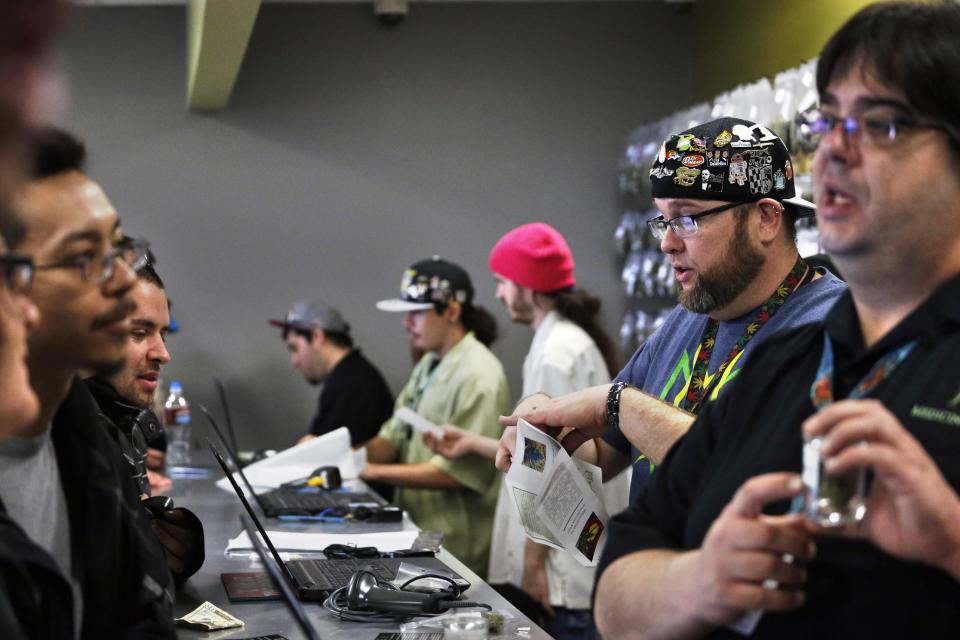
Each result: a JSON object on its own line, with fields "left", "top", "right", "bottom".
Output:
{"left": 345, "top": 569, "right": 452, "bottom": 615}
{"left": 305, "top": 466, "right": 342, "bottom": 490}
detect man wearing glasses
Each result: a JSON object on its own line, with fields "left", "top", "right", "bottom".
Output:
{"left": 1, "top": 127, "right": 176, "bottom": 638}
{"left": 593, "top": 3, "right": 960, "bottom": 638}
{"left": 496, "top": 117, "right": 845, "bottom": 505}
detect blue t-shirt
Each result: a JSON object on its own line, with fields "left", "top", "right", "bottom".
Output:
{"left": 605, "top": 269, "right": 847, "bottom": 503}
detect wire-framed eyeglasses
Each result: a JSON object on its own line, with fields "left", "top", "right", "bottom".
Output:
{"left": 35, "top": 237, "right": 151, "bottom": 285}
{"left": 646, "top": 201, "right": 742, "bottom": 240}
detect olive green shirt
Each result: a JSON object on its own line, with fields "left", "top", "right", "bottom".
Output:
{"left": 378, "top": 332, "right": 510, "bottom": 578}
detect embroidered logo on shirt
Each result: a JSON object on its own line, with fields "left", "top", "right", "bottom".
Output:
{"left": 911, "top": 405, "right": 960, "bottom": 427}
{"left": 914, "top": 382, "right": 960, "bottom": 425}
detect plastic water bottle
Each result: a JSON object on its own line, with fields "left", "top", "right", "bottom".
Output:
{"left": 164, "top": 381, "right": 191, "bottom": 467}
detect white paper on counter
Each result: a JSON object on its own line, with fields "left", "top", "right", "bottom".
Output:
{"left": 215, "top": 426, "right": 355, "bottom": 493}
{"left": 226, "top": 529, "right": 419, "bottom": 554}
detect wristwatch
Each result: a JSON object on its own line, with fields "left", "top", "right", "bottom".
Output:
{"left": 606, "top": 381, "right": 632, "bottom": 431}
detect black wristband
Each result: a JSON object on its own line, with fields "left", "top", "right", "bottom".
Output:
{"left": 606, "top": 382, "right": 631, "bottom": 432}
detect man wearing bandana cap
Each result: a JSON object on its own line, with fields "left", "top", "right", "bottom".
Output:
{"left": 496, "top": 117, "right": 846, "bottom": 505}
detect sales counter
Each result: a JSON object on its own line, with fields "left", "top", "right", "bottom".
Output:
{"left": 170, "top": 466, "right": 551, "bottom": 640}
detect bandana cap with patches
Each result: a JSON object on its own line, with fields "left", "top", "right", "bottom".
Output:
{"left": 650, "top": 117, "right": 813, "bottom": 215}
{"left": 377, "top": 256, "right": 475, "bottom": 312}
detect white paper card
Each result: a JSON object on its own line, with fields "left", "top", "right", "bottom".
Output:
{"left": 215, "top": 427, "right": 355, "bottom": 493}
{"left": 394, "top": 407, "right": 444, "bottom": 438}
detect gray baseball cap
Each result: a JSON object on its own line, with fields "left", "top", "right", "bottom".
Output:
{"left": 269, "top": 299, "right": 351, "bottom": 335}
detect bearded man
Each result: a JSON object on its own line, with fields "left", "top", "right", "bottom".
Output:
{"left": 496, "top": 118, "right": 846, "bottom": 501}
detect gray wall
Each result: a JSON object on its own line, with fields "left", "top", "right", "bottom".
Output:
{"left": 61, "top": 2, "right": 694, "bottom": 450}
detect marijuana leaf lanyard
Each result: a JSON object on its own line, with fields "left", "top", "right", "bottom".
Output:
{"left": 683, "top": 256, "right": 810, "bottom": 413}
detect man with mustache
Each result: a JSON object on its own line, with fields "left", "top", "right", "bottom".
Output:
{"left": 85, "top": 259, "right": 205, "bottom": 581}
{"left": 2, "top": 127, "right": 175, "bottom": 638}
{"left": 496, "top": 118, "right": 846, "bottom": 505}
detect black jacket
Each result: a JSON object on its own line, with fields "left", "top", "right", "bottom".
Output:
{"left": 85, "top": 377, "right": 162, "bottom": 497}
{"left": 84, "top": 376, "right": 205, "bottom": 581}
{"left": 0, "top": 500, "right": 74, "bottom": 639}
{"left": 53, "top": 378, "right": 176, "bottom": 639}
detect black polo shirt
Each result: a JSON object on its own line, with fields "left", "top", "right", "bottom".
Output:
{"left": 310, "top": 349, "right": 393, "bottom": 447}
{"left": 598, "top": 273, "right": 960, "bottom": 638}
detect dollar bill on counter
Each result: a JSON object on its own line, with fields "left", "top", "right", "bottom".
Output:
{"left": 505, "top": 419, "right": 609, "bottom": 566}
{"left": 174, "top": 601, "right": 245, "bottom": 631}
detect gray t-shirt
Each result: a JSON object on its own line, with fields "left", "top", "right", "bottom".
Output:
{"left": 606, "top": 269, "right": 848, "bottom": 502}
{"left": 0, "top": 429, "right": 83, "bottom": 637}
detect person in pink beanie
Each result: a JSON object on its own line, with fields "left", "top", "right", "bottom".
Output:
{"left": 426, "top": 221, "right": 627, "bottom": 640}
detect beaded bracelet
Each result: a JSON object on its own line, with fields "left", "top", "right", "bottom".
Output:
{"left": 605, "top": 381, "right": 631, "bottom": 431}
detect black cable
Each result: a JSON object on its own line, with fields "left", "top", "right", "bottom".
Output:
{"left": 322, "top": 586, "right": 419, "bottom": 623}
{"left": 322, "top": 543, "right": 380, "bottom": 559}
{"left": 397, "top": 573, "right": 460, "bottom": 597}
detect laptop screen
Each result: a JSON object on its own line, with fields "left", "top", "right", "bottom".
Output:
{"left": 200, "top": 406, "right": 265, "bottom": 501}
{"left": 214, "top": 377, "right": 241, "bottom": 456}
{"left": 240, "top": 512, "right": 322, "bottom": 640}
{"left": 209, "top": 440, "right": 294, "bottom": 583}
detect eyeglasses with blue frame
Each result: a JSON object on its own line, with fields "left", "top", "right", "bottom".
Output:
{"left": 795, "top": 106, "right": 948, "bottom": 147}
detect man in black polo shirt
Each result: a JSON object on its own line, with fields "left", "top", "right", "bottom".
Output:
{"left": 594, "top": 3, "right": 960, "bottom": 638}
{"left": 270, "top": 299, "right": 392, "bottom": 447}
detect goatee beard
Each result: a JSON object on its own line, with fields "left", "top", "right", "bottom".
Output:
{"left": 678, "top": 218, "right": 765, "bottom": 315}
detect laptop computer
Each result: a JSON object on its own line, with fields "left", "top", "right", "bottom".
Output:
{"left": 241, "top": 512, "right": 323, "bottom": 640}
{"left": 212, "top": 441, "right": 470, "bottom": 601}
{"left": 198, "top": 402, "right": 384, "bottom": 517}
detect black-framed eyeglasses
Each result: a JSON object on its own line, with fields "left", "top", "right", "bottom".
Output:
{"left": 647, "top": 201, "right": 742, "bottom": 240}
{"left": 34, "top": 237, "right": 151, "bottom": 285}
{"left": 0, "top": 253, "right": 34, "bottom": 295}
{"left": 795, "top": 107, "right": 947, "bottom": 148}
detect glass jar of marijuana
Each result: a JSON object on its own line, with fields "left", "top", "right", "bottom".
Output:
{"left": 802, "top": 435, "right": 868, "bottom": 526}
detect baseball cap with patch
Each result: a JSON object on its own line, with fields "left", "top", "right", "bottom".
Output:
{"left": 269, "top": 300, "right": 350, "bottom": 335}
{"left": 377, "top": 256, "right": 474, "bottom": 313}
{"left": 649, "top": 117, "right": 814, "bottom": 215}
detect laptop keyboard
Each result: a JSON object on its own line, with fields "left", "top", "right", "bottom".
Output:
{"left": 298, "top": 558, "right": 395, "bottom": 588}
{"left": 259, "top": 489, "right": 378, "bottom": 514}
